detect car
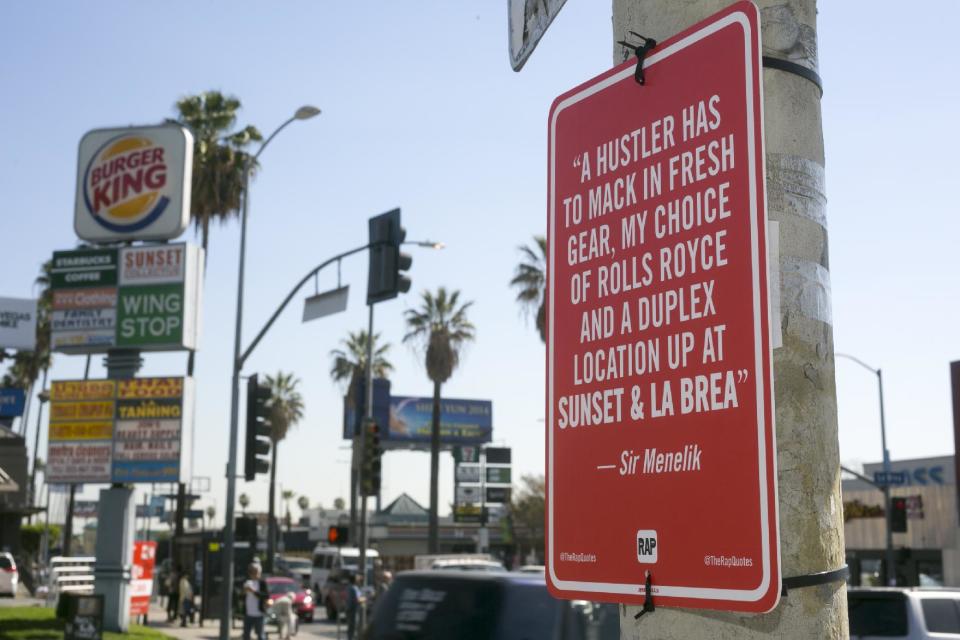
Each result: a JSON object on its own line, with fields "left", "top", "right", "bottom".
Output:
{"left": 428, "top": 558, "right": 505, "bottom": 572}
{"left": 363, "top": 570, "right": 619, "bottom": 640}
{"left": 277, "top": 556, "right": 313, "bottom": 589}
{"left": 848, "top": 587, "right": 960, "bottom": 639}
{"left": 266, "top": 576, "right": 315, "bottom": 622}
{"left": 0, "top": 552, "right": 18, "bottom": 597}
{"left": 311, "top": 545, "right": 380, "bottom": 620}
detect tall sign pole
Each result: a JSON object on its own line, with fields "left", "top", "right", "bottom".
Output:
{"left": 610, "top": 0, "right": 846, "bottom": 635}
{"left": 219, "top": 167, "right": 251, "bottom": 640}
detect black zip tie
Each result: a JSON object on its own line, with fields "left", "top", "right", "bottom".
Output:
{"left": 781, "top": 565, "right": 849, "bottom": 596}
{"left": 617, "top": 32, "right": 657, "bottom": 85}
{"left": 633, "top": 571, "right": 656, "bottom": 620}
{"left": 762, "top": 56, "right": 824, "bottom": 96}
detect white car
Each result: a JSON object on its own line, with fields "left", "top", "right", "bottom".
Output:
{"left": 848, "top": 587, "right": 960, "bottom": 639}
{"left": 0, "top": 552, "right": 17, "bottom": 597}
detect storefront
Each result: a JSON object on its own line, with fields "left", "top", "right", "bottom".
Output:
{"left": 843, "top": 455, "right": 959, "bottom": 586}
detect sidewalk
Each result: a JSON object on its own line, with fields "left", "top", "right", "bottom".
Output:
{"left": 142, "top": 602, "right": 342, "bottom": 640}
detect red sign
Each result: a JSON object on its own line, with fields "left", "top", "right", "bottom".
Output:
{"left": 546, "top": 2, "right": 779, "bottom": 613}
{"left": 130, "top": 541, "right": 157, "bottom": 616}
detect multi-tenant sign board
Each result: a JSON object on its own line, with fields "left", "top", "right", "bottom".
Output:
{"left": 50, "top": 243, "right": 203, "bottom": 353}
{"left": 74, "top": 124, "right": 193, "bottom": 243}
{"left": 46, "top": 377, "right": 193, "bottom": 484}
{"left": 545, "top": 3, "right": 779, "bottom": 613}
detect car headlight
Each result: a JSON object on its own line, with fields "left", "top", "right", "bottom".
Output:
{"left": 302, "top": 596, "right": 312, "bottom": 605}
{"left": 267, "top": 598, "right": 274, "bottom": 607}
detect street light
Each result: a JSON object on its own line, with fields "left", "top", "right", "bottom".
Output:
{"left": 220, "top": 105, "right": 320, "bottom": 640}
{"left": 836, "top": 352, "right": 896, "bottom": 586}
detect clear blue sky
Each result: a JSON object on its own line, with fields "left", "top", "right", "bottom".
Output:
{"left": 2, "top": 2, "right": 958, "bottom": 526}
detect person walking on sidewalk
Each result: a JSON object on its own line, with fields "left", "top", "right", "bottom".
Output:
{"left": 178, "top": 573, "right": 194, "bottom": 627}
{"left": 346, "top": 573, "right": 365, "bottom": 640}
{"left": 243, "top": 563, "right": 269, "bottom": 640}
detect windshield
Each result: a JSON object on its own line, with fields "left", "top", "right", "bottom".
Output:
{"left": 848, "top": 592, "right": 908, "bottom": 637}
{"left": 268, "top": 581, "right": 298, "bottom": 595}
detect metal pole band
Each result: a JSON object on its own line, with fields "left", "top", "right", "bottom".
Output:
{"left": 762, "top": 56, "right": 824, "bottom": 96}
{"left": 781, "top": 565, "right": 849, "bottom": 596}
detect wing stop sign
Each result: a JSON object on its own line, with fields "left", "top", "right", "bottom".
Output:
{"left": 546, "top": 3, "right": 780, "bottom": 613}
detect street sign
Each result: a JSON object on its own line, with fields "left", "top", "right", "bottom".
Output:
{"left": 50, "top": 244, "right": 203, "bottom": 353}
{"left": 874, "top": 471, "right": 908, "bottom": 487}
{"left": 508, "top": 0, "right": 568, "bottom": 71}
{"left": 0, "top": 388, "right": 26, "bottom": 418}
{"left": 546, "top": 3, "right": 777, "bottom": 613}
{"left": 75, "top": 124, "right": 193, "bottom": 243}
{"left": 46, "top": 377, "right": 194, "bottom": 484}
{"left": 129, "top": 541, "right": 157, "bottom": 616}
{"left": 0, "top": 297, "right": 37, "bottom": 350}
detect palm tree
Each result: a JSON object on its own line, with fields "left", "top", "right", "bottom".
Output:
{"left": 264, "top": 371, "right": 305, "bottom": 571}
{"left": 282, "top": 489, "right": 295, "bottom": 531}
{"left": 174, "top": 91, "right": 262, "bottom": 255}
{"left": 238, "top": 493, "right": 250, "bottom": 514}
{"left": 205, "top": 505, "right": 216, "bottom": 529}
{"left": 333, "top": 497, "right": 345, "bottom": 511}
{"left": 404, "top": 287, "right": 476, "bottom": 552}
{"left": 297, "top": 495, "right": 309, "bottom": 523}
{"left": 329, "top": 330, "right": 393, "bottom": 387}
{"left": 509, "top": 235, "right": 547, "bottom": 343}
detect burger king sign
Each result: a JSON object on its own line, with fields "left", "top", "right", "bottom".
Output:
{"left": 75, "top": 124, "right": 193, "bottom": 242}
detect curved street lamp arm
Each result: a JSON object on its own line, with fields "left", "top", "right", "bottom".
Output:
{"left": 237, "top": 243, "right": 371, "bottom": 368}
{"left": 835, "top": 352, "right": 879, "bottom": 376}
{"left": 254, "top": 115, "right": 298, "bottom": 162}
{"left": 840, "top": 465, "right": 882, "bottom": 490}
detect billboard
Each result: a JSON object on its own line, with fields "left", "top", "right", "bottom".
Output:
{"left": 50, "top": 244, "right": 203, "bottom": 353}
{"left": 75, "top": 124, "right": 193, "bottom": 243}
{"left": 386, "top": 397, "right": 492, "bottom": 448}
{"left": 0, "top": 297, "right": 37, "bottom": 350}
{"left": 46, "top": 377, "right": 193, "bottom": 484}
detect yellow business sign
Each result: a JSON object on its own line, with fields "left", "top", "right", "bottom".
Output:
{"left": 50, "top": 401, "right": 115, "bottom": 422}
{"left": 51, "top": 380, "right": 116, "bottom": 401}
{"left": 49, "top": 421, "right": 113, "bottom": 441}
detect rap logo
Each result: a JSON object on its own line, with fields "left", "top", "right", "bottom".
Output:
{"left": 637, "top": 529, "right": 658, "bottom": 563}
{"left": 83, "top": 134, "right": 169, "bottom": 233}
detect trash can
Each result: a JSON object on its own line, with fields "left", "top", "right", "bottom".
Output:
{"left": 62, "top": 593, "right": 104, "bottom": 640}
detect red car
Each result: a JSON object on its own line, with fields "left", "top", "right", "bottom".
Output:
{"left": 266, "top": 576, "right": 316, "bottom": 622}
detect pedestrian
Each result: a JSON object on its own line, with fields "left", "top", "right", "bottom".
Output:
{"left": 272, "top": 590, "right": 297, "bottom": 640}
{"left": 166, "top": 566, "right": 180, "bottom": 622}
{"left": 242, "top": 563, "right": 269, "bottom": 640}
{"left": 178, "top": 573, "right": 194, "bottom": 627}
{"left": 345, "top": 573, "right": 365, "bottom": 640}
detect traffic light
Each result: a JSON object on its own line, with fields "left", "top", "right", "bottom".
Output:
{"left": 360, "top": 418, "right": 382, "bottom": 496}
{"left": 366, "top": 208, "right": 413, "bottom": 304}
{"left": 890, "top": 496, "right": 908, "bottom": 533}
{"left": 327, "top": 525, "right": 349, "bottom": 546}
{"left": 244, "top": 374, "right": 272, "bottom": 481}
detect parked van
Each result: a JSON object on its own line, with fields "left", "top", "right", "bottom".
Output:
{"left": 848, "top": 587, "right": 960, "bottom": 638}
{"left": 310, "top": 545, "right": 379, "bottom": 620}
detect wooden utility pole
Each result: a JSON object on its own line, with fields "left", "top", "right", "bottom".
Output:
{"left": 612, "top": 1, "right": 848, "bottom": 637}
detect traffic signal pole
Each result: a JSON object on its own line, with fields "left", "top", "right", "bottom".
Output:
{"left": 219, "top": 243, "right": 370, "bottom": 640}
{"left": 358, "top": 302, "right": 374, "bottom": 629}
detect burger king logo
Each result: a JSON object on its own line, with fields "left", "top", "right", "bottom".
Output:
{"left": 83, "top": 134, "right": 170, "bottom": 233}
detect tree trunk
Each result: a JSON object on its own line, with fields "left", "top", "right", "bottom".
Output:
{"left": 267, "top": 443, "right": 278, "bottom": 572}
{"left": 613, "top": 1, "right": 846, "bottom": 637}
{"left": 201, "top": 215, "right": 210, "bottom": 264}
{"left": 428, "top": 379, "right": 442, "bottom": 553}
